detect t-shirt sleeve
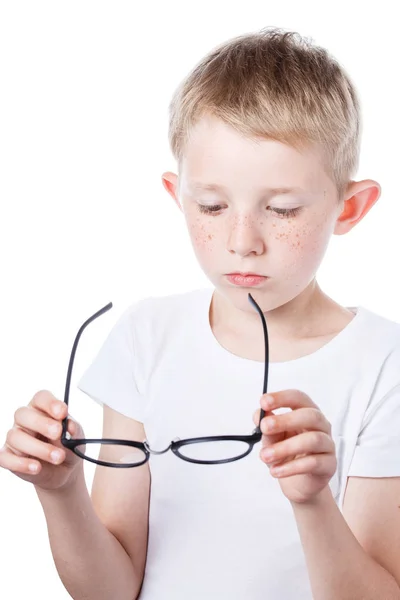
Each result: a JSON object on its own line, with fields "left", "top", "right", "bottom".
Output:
{"left": 76, "top": 304, "right": 146, "bottom": 422}
{"left": 348, "top": 382, "right": 400, "bottom": 477}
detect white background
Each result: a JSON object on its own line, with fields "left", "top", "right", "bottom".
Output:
{"left": 0, "top": 1, "right": 399, "bottom": 598}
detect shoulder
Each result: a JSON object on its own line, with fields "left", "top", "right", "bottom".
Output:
{"left": 348, "top": 308, "right": 400, "bottom": 451}
{"left": 358, "top": 305, "right": 400, "bottom": 344}
{"left": 356, "top": 306, "right": 400, "bottom": 380}
{"left": 120, "top": 286, "right": 211, "bottom": 331}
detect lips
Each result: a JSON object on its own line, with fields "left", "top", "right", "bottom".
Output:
{"left": 227, "top": 272, "right": 265, "bottom": 277}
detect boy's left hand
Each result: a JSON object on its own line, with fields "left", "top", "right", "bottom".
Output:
{"left": 253, "top": 390, "right": 337, "bottom": 505}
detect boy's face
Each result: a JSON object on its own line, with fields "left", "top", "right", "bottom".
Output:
{"left": 162, "top": 115, "right": 375, "bottom": 319}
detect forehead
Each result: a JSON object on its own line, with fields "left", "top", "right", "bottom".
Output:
{"left": 180, "top": 116, "right": 329, "bottom": 191}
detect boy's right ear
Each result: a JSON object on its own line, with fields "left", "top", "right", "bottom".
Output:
{"left": 161, "top": 172, "right": 182, "bottom": 211}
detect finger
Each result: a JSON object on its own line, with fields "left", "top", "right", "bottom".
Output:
{"left": 253, "top": 407, "right": 276, "bottom": 426}
{"left": 260, "top": 431, "right": 334, "bottom": 466}
{"left": 253, "top": 408, "right": 285, "bottom": 445}
{"left": 28, "top": 390, "right": 67, "bottom": 420}
{"left": 261, "top": 390, "right": 318, "bottom": 412}
{"left": 14, "top": 406, "right": 65, "bottom": 442}
{"left": 268, "top": 454, "right": 337, "bottom": 479}
{"left": 0, "top": 444, "right": 43, "bottom": 475}
{"left": 5, "top": 427, "right": 66, "bottom": 465}
{"left": 260, "top": 407, "right": 331, "bottom": 436}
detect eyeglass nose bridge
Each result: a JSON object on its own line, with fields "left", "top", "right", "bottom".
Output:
{"left": 143, "top": 437, "right": 181, "bottom": 455}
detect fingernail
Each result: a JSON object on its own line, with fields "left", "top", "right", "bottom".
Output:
{"left": 50, "top": 450, "right": 62, "bottom": 463}
{"left": 271, "top": 466, "right": 284, "bottom": 475}
{"left": 264, "top": 418, "right": 275, "bottom": 431}
{"left": 264, "top": 394, "right": 274, "bottom": 406}
{"left": 52, "top": 403, "right": 63, "bottom": 416}
{"left": 263, "top": 448, "right": 275, "bottom": 459}
{"left": 48, "top": 423, "right": 59, "bottom": 437}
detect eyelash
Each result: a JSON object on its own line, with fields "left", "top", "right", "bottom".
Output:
{"left": 197, "top": 205, "right": 302, "bottom": 218}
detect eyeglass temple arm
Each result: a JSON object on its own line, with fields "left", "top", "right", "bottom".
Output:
{"left": 247, "top": 293, "right": 269, "bottom": 431}
{"left": 62, "top": 303, "right": 113, "bottom": 437}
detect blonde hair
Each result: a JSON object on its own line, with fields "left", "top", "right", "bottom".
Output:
{"left": 168, "top": 27, "right": 361, "bottom": 201}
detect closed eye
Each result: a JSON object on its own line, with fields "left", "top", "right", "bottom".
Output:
{"left": 197, "top": 205, "right": 302, "bottom": 218}
{"left": 271, "top": 207, "right": 301, "bottom": 218}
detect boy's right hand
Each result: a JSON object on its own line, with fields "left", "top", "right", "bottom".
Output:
{"left": 0, "top": 390, "right": 85, "bottom": 492}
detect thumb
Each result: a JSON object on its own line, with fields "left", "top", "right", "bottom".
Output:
{"left": 260, "top": 411, "right": 285, "bottom": 447}
{"left": 254, "top": 402, "right": 285, "bottom": 447}
{"left": 67, "top": 415, "right": 85, "bottom": 438}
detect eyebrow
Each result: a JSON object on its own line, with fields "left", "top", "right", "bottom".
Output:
{"left": 190, "top": 183, "right": 307, "bottom": 194}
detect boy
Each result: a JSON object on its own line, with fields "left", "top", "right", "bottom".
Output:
{"left": 2, "top": 26, "right": 400, "bottom": 599}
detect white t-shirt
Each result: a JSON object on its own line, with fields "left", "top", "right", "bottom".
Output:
{"left": 77, "top": 287, "right": 400, "bottom": 600}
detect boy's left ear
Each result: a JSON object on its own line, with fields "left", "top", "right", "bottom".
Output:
{"left": 334, "top": 179, "right": 381, "bottom": 235}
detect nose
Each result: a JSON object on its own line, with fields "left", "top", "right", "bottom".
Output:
{"left": 227, "top": 214, "right": 266, "bottom": 257}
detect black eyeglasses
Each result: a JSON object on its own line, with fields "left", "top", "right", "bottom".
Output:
{"left": 60, "top": 292, "right": 269, "bottom": 468}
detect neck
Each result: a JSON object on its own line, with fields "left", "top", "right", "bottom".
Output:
{"left": 210, "top": 280, "right": 345, "bottom": 343}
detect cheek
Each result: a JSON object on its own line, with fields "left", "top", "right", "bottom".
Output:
{"left": 187, "top": 216, "right": 217, "bottom": 253}
{"left": 276, "top": 212, "right": 332, "bottom": 275}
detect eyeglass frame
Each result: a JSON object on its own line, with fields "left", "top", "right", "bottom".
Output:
{"left": 60, "top": 292, "right": 269, "bottom": 467}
